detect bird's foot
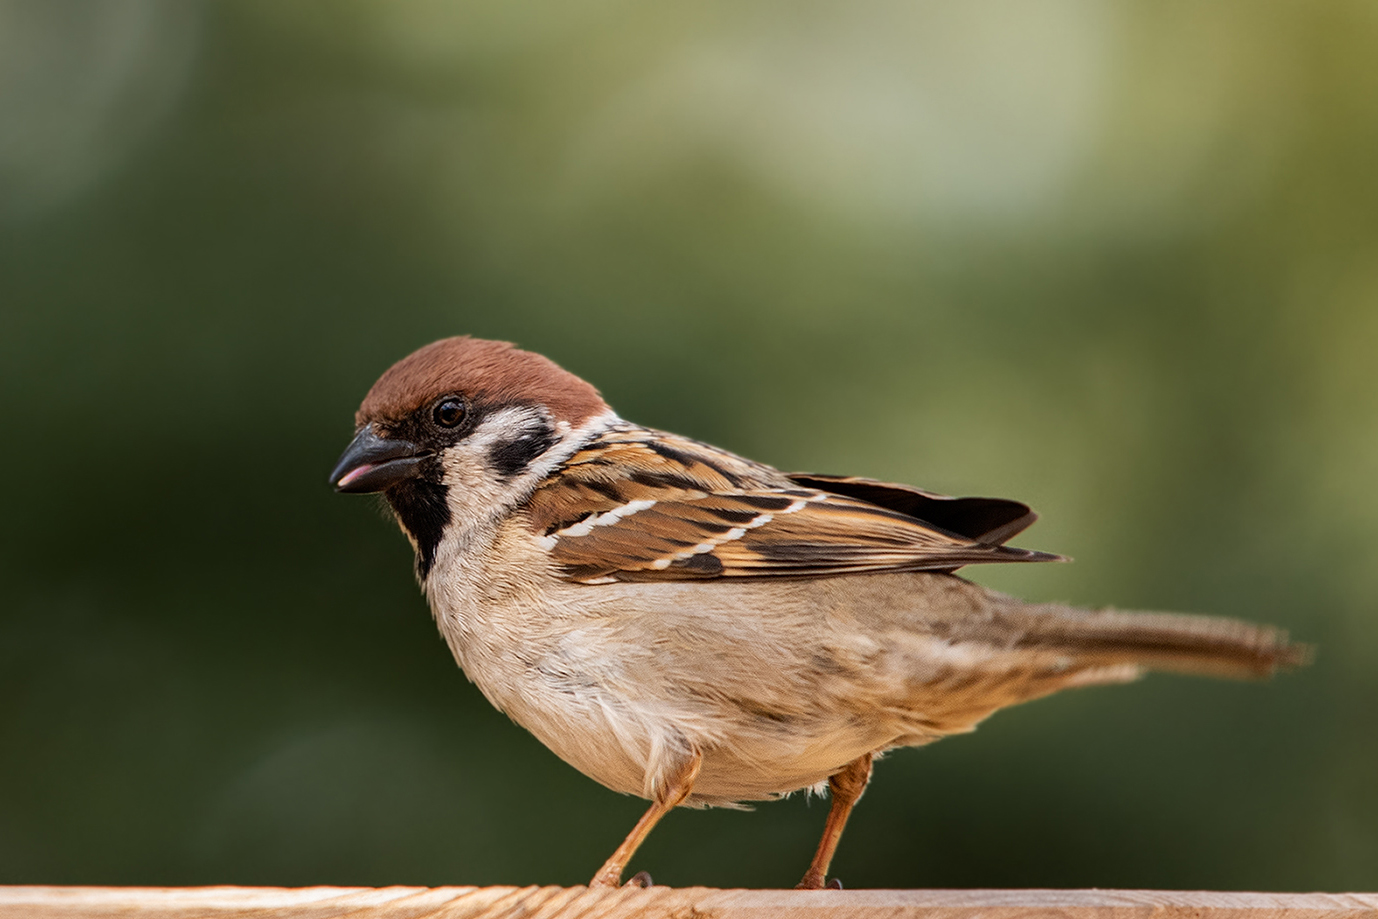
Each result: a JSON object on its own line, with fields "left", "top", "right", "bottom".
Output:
{"left": 795, "top": 873, "right": 844, "bottom": 890}
{"left": 589, "top": 866, "right": 623, "bottom": 888}
{"left": 589, "top": 866, "right": 653, "bottom": 888}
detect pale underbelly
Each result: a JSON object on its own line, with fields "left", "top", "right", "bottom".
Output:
{"left": 500, "top": 683, "right": 904, "bottom": 806}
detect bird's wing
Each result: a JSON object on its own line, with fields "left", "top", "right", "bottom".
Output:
{"left": 525, "top": 426, "right": 1062, "bottom": 584}
{"left": 785, "top": 473, "right": 1038, "bottom": 546}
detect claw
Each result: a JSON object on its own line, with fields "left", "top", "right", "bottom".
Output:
{"left": 626, "top": 870, "right": 654, "bottom": 888}
{"left": 796, "top": 873, "right": 844, "bottom": 890}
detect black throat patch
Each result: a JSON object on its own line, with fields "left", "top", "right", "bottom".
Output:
{"left": 385, "top": 472, "right": 450, "bottom": 580}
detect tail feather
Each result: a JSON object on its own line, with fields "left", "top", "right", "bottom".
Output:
{"left": 1010, "top": 603, "right": 1312, "bottom": 680}
{"left": 876, "top": 578, "right": 1308, "bottom": 740}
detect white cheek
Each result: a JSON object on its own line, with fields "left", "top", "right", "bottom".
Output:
{"left": 433, "top": 407, "right": 621, "bottom": 539}
{"left": 437, "top": 409, "right": 533, "bottom": 526}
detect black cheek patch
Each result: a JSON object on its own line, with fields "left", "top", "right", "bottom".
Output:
{"left": 489, "top": 419, "right": 557, "bottom": 478}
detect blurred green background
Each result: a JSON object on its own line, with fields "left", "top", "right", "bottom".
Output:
{"left": 2, "top": 0, "right": 1376, "bottom": 892}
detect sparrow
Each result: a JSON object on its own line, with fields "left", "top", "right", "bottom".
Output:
{"left": 329, "top": 336, "right": 1307, "bottom": 889}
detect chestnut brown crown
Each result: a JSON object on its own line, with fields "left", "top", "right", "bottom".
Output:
{"left": 355, "top": 336, "right": 608, "bottom": 429}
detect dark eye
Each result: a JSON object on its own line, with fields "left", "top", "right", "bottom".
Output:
{"left": 432, "top": 397, "right": 467, "bottom": 428}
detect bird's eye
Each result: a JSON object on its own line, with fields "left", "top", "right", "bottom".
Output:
{"left": 432, "top": 398, "right": 467, "bottom": 428}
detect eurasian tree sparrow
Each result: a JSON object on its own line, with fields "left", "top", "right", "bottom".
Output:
{"left": 329, "top": 336, "right": 1306, "bottom": 889}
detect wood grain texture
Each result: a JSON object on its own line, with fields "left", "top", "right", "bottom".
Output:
{"left": 2, "top": 887, "right": 1375, "bottom": 919}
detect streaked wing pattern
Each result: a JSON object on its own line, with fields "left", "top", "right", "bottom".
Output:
{"left": 785, "top": 474, "right": 1038, "bottom": 546}
{"left": 525, "top": 425, "right": 1061, "bottom": 584}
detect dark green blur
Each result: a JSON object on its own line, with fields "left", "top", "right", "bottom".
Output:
{"left": 1, "top": 0, "right": 1375, "bottom": 892}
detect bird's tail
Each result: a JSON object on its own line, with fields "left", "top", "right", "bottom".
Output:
{"left": 1002, "top": 600, "right": 1311, "bottom": 682}
{"left": 873, "top": 578, "right": 1308, "bottom": 740}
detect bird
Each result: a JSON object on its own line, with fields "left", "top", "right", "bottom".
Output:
{"left": 329, "top": 335, "right": 1307, "bottom": 890}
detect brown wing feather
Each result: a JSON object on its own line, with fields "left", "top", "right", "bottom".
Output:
{"left": 526, "top": 425, "right": 1063, "bottom": 584}
{"left": 786, "top": 473, "right": 1038, "bottom": 545}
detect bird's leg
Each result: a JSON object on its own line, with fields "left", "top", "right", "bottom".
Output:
{"left": 796, "top": 753, "right": 873, "bottom": 890}
{"left": 589, "top": 751, "right": 702, "bottom": 888}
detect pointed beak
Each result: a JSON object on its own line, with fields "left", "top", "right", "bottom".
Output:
{"left": 329, "top": 423, "right": 430, "bottom": 494}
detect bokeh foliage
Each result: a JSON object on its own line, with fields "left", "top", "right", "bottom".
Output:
{"left": 1, "top": 0, "right": 1375, "bottom": 891}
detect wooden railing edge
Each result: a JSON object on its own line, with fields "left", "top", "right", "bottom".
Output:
{"left": 2, "top": 885, "right": 1376, "bottom": 919}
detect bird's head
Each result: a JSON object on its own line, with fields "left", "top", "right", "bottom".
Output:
{"left": 329, "top": 336, "right": 610, "bottom": 577}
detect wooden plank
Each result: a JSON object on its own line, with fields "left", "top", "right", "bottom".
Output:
{"left": 1, "top": 887, "right": 1376, "bottom": 919}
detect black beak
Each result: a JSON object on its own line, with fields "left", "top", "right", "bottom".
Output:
{"left": 329, "top": 423, "right": 430, "bottom": 494}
